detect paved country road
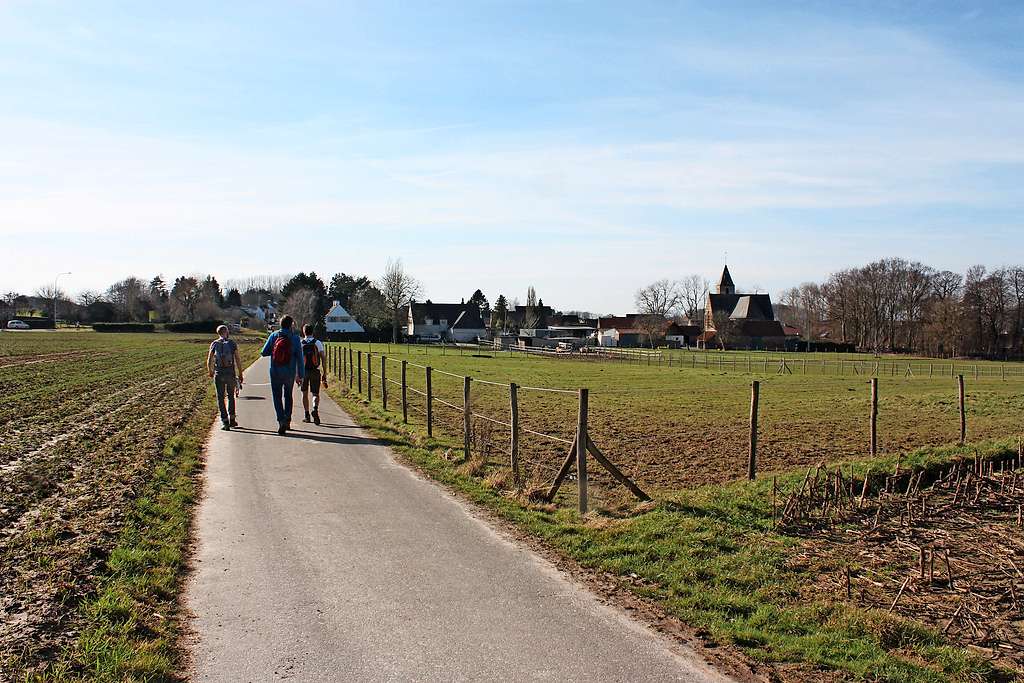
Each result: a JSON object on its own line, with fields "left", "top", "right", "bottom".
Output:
{"left": 186, "top": 357, "right": 732, "bottom": 682}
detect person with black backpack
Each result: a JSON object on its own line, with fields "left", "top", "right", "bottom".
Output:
{"left": 299, "top": 324, "right": 328, "bottom": 425}
{"left": 207, "top": 324, "right": 244, "bottom": 431}
{"left": 260, "top": 314, "right": 305, "bottom": 435}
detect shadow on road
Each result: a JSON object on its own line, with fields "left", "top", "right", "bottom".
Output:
{"left": 232, "top": 427, "right": 384, "bottom": 447}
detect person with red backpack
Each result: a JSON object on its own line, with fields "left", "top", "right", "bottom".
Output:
{"left": 260, "top": 314, "right": 305, "bottom": 435}
{"left": 299, "top": 324, "right": 328, "bottom": 425}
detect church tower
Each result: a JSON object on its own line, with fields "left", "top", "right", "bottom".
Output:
{"left": 717, "top": 265, "right": 736, "bottom": 295}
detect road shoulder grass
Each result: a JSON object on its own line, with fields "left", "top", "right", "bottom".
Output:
{"left": 17, "top": 338, "right": 262, "bottom": 682}
{"left": 327, "top": 382, "right": 1016, "bottom": 683}
{"left": 22, "top": 391, "right": 216, "bottom": 682}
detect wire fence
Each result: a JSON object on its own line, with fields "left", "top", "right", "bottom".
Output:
{"left": 353, "top": 340, "right": 1024, "bottom": 380}
{"left": 323, "top": 343, "right": 651, "bottom": 512}
{"left": 323, "top": 342, "right": 1024, "bottom": 514}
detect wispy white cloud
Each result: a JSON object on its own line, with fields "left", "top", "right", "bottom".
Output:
{"left": 1, "top": 3, "right": 1022, "bottom": 310}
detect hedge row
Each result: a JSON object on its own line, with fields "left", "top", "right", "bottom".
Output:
{"left": 164, "top": 320, "right": 221, "bottom": 333}
{"left": 92, "top": 323, "right": 156, "bottom": 333}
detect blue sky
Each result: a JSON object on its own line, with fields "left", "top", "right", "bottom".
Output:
{"left": 2, "top": 1, "right": 1022, "bottom": 312}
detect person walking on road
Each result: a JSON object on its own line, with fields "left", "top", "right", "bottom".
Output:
{"left": 261, "top": 314, "right": 305, "bottom": 435}
{"left": 207, "top": 324, "right": 244, "bottom": 431}
{"left": 299, "top": 324, "right": 328, "bottom": 425}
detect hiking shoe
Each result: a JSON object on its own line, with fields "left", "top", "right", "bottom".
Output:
{"left": 303, "top": 412, "right": 312, "bottom": 423}
{"left": 277, "top": 421, "right": 286, "bottom": 435}
{"left": 222, "top": 422, "right": 231, "bottom": 431}
{"left": 312, "top": 410, "right": 320, "bottom": 425}
{"left": 230, "top": 418, "right": 238, "bottom": 428}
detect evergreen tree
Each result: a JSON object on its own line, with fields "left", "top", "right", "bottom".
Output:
{"left": 468, "top": 289, "right": 490, "bottom": 318}
{"left": 492, "top": 294, "right": 509, "bottom": 331}
{"left": 225, "top": 288, "right": 242, "bottom": 308}
{"left": 328, "top": 272, "right": 371, "bottom": 308}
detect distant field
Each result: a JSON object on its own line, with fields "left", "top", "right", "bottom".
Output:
{"left": 329, "top": 342, "right": 1024, "bottom": 505}
{"left": 0, "top": 330, "right": 259, "bottom": 678}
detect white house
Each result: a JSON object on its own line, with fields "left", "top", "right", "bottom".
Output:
{"left": 325, "top": 301, "right": 364, "bottom": 334}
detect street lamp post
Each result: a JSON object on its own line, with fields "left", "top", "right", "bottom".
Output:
{"left": 54, "top": 272, "right": 71, "bottom": 327}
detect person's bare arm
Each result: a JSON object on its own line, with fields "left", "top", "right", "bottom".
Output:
{"left": 234, "top": 348, "right": 243, "bottom": 383}
{"left": 206, "top": 346, "right": 215, "bottom": 377}
{"left": 319, "top": 344, "right": 328, "bottom": 386}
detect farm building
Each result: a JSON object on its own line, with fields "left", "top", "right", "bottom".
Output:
{"left": 597, "top": 315, "right": 650, "bottom": 347}
{"left": 407, "top": 301, "right": 488, "bottom": 343}
{"left": 506, "top": 303, "right": 554, "bottom": 330}
{"left": 665, "top": 322, "right": 702, "bottom": 347}
{"left": 518, "top": 326, "right": 597, "bottom": 348}
{"left": 325, "top": 300, "right": 365, "bottom": 335}
{"left": 699, "top": 265, "right": 787, "bottom": 350}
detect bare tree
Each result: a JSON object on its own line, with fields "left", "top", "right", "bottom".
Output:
{"left": 283, "top": 288, "right": 319, "bottom": 329}
{"left": 635, "top": 279, "right": 682, "bottom": 317}
{"left": 106, "top": 277, "right": 148, "bottom": 322}
{"left": 711, "top": 310, "right": 739, "bottom": 350}
{"left": 35, "top": 284, "right": 70, "bottom": 320}
{"left": 522, "top": 286, "right": 543, "bottom": 328}
{"left": 376, "top": 259, "right": 422, "bottom": 343}
{"left": 679, "top": 274, "right": 708, "bottom": 322}
{"left": 634, "top": 279, "right": 683, "bottom": 348}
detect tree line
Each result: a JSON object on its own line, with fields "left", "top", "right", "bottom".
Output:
{"left": 0, "top": 260, "right": 427, "bottom": 341}
{"left": 778, "top": 259, "right": 1024, "bottom": 358}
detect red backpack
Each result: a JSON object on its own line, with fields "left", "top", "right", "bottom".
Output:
{"left": 271, "top": 332, "right": 292, "bottom": 366}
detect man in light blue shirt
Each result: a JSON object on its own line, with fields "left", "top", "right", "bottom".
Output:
{"left": 261, "top": 314, "right": 305, "bottom": 435}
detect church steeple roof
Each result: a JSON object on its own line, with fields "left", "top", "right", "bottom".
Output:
{"left": 718, "top": 265, "right": 735, "bottom": 293}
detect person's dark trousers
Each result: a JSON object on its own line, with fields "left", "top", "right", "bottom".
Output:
{"left": 270, "top": 370, "right": 296, "bottom": 425}
{"left": 214, "top": 371, "right": 237, "bottom": 425}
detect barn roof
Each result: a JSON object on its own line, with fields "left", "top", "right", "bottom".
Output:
{"left": 409, "top": 302, "right": 485, "bottom": 329}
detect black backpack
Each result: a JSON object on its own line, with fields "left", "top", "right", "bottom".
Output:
{"left": 301, "top": 338, "right": 321, "bottom": 371}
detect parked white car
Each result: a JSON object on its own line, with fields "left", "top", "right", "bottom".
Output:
{"left": 6, "top": 320, "right": 30, "bottom": 330}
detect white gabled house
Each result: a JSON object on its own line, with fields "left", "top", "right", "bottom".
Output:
{"left": 325, "top": 300, "right": 365, "bottom": 334}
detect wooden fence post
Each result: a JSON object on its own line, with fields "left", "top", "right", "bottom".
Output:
{"left": 357, "top": 351, "right": 362, "bottom": 393}
{"left": 748, "top": 381, "right": 760, "bottom": 480}
{"left": 381, "top": 355, "right": 388, "bottom": 410}
{"left": 577, "top": 388, "right": 589, "bottom": 514}
{"left": 426, "top": 366, "right": 433, "bottom": 437}
{"left": 366, "top": 353, "right": 373, "bottom": 401}
{"left": 348, "top": 348, "right": 354, "bottom": 388}
{"left": 870, "top": 378, "right": 878, "bottom": 456}
{"left": 463, "top": 376, "right": 472, "bottom": 460}
{"left": 401, "top": 360, "right": 408, "bottom": 423}
{"left": 510, "top": 382, "right": 520, "bottom": 483}
{"left": 958, "top": 374, "right": 966, "bottom": 445}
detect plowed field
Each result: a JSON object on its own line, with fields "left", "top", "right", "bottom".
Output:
{"left": 0, "top": 331, "right": 258, "bottom": 676}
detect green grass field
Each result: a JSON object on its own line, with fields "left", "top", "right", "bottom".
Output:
{"left": 326, "top": 341, "right": 1024, "bottom": 681}
{"left": 0, "top": 330, "right": 259, "bottom": 681}
{"left": 328, "top": 342, "right": 1024, "bottom": 505}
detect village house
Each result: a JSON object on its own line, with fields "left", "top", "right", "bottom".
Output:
{"left": 698, "top": 265, "right": 787, "bottom": 350}
{"left": 324, "top": 300, "right": 365, "bottom": 338}
{"left": 407, "top": 301, "right": 488, "bottom": 343}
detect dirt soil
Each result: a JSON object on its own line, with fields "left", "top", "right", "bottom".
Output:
{"left": 0, "top": 336, "right": 219, "bottom": 676}
{"left": 783, "top": 456, "right": 1024, "bottom": 674}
